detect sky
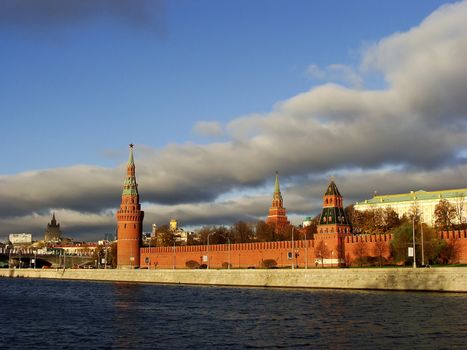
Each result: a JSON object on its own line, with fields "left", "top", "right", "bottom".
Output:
{"left": 0, "top": 0, "right": 466, "bottom": 241}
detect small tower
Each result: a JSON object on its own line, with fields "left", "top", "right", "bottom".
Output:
{"left": 314, "top": 179, "right": 351, "bottom": 267}
{"left": 116, "top": 144, "right": 144, "bottom": 269}
{"left": 266, "top": 172, "right": 290, "bottom": 233}
{"left": 317, "top": 179, "right": 351, "bottom": 235}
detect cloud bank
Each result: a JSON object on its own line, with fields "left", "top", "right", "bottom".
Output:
{"left": 1, "top": 1, "right": 467, "bottom": 240}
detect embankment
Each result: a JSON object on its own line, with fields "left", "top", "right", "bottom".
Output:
{"left": 1, "top": 267, "right": 466, "bottom": 292}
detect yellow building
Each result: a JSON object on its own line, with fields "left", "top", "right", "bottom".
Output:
{"left": 169, "top": 219, "right": 178, "bottom": 232}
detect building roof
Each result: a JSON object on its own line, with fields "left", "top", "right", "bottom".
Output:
{"left": 274, "top": 171, "right": 280, "bottom": 193}
{"left": 325, "top": 180, "right": 341, "bottom": 196}
{"left": 356, "top": 188, "right": 467, "bottom": 205}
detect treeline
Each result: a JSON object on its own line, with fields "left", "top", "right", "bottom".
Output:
{"left": 148, "top": 219, "right": 318, "bottom": 248}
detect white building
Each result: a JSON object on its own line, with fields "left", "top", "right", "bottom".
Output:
{"left": 9, "top": 233, "right": 32, "bottom": 245}
{"left": 354, "top": 188, "right": 467, "bottom": 226}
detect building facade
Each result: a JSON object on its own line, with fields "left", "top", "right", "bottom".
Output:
{"left": 116, "top": 145, "right": 144, "bottom": 269}
{"left": 9, "top": 233, "right": 32, "bottom": 245}
{"left": 354, "top": 188, "right": 467, "bottom": 225}
{"left": 266, "top": 172, "right": 290, "bottom": 233}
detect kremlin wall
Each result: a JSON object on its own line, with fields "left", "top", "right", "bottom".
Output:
{"left": 117, "top": 146, "right": 467, "bottom": 270}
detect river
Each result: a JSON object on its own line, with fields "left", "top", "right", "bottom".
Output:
{"left": 0, "top": 278, "right": 465, "bottom": 349}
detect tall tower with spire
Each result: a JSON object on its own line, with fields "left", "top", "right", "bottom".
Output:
{"left": 266, "top": 172, "right": 290, "bottom": 233}
{"left": 116, "top": 144, "right": 144, "bottom": 269}
{"left": 44, "top": 212, "right": 62, "bottom": 243}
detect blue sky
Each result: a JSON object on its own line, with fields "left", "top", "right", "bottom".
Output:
{"left": 0, "top": 0, "right": 454, "bottom": 173}
{"left": 0, "top": 0, "right": 466, "bottom": 240}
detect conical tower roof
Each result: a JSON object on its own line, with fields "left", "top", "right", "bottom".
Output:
{"left": 122, "top": 144, "right": 139, "bottom": 196}
{"left": 274, "top": 171, "right": 280, "bottom": 193}
{"left": 325, "top": 180, "right": 341, "bottom": 196}
{"left": 128, "top": 143, "right": 135, "bottom": 165}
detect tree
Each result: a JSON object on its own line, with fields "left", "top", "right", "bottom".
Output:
{"left": 390, "top": 223, "right": 413, "bottom": 264}
{"left": 255, "top": 220, "right": 276, "bottom": 242}
{"left": 453, "top": 193, "right": 465, "bottom": 229}
{"left": 314, "top": 240, "right": 329, "bottom": 267}
{"left": 434, "top": 199, "right": 456, "bottom": 231}
{"left": 373, "top": 240, "right": 387, "bottom": 267}
{"left": 419, "top": 224, "right": 445, "bottom": 265}
{"left": 231, "top": 221, "right": 254, "bottom": 243}
{"left": 197, "top": 226, "right": 230, "bottom": 245}
{"left": 439, "top": 239, "right": 460, "bottom": 264}
{"left": 354, "top": 240, "right": 368, "bottom": 267}
{"left": 382, "top": 207, "right": 401, "bottom": 232}
{"left": 106, "top": 242, "right": 118, "bottom": 268}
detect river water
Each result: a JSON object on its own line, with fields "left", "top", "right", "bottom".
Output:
{"left": 0, "top": 278, "right": 466, "bottom": 349}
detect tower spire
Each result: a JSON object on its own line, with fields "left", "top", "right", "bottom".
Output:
{"left": 274, "top": 171, "right": 280, "bottom": 193}
{"left": 128, "top": 143, "right": 134, "bottom": 165}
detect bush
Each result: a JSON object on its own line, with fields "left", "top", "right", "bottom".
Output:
{"left": 185, "top": 260, "right": 200, "bottom": 269}
{"left": 261, "top": 259, "right": 278, "bottom": 268}
{"left": 221, "top": 262, "right": 232, "bottom": 269}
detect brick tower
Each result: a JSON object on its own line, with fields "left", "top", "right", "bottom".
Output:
{"left": 266, "top": 172, "right": 290, "bottom": 233}
{"left": 317, "top": 179, "right": 351, "bottom": 235}
{"left": 315, "top": 179, "right": 351, "bottom": 266}
{"left": 117, "top": 144, "right": 144, "bottom": 269}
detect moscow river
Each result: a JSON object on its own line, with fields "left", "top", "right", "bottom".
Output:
{"left": 0, "top": 278, "right": 466, "bottom": 349}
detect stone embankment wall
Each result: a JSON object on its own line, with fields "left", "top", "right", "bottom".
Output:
{"left": 1, "top": 267, "right": 466, "bottom": 292}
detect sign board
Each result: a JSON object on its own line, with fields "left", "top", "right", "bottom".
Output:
{"left": 130, "top": 256, "right": 135, "bottom": 262}
{"left": 408, "top": 247, "right": 414, "bottom": 257}
{"left": 145, "top": 257, "right": 150, "bottom": 264}
{"left": 31, "top": 259, "right": 35, "bottom": 263}
{"left": 202, "top": 255, "right": 208, "bottom": 262}
{"left": 101, "top": 258, "right": 106, "bottom": 264}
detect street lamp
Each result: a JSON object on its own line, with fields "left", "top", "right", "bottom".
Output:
{"left": 207, "top": 232, "right": 213, "bottom": 269}
{"left": 291, "top": 226, "right": 295, "bottom": 270}
{"left": 412, "top": 214, "right": 417, "bottom": 268}
{"left": 420, "top": 221, "right": 425, "bottom": 266}
{"left": 304, "top": 229, "right": 308, "bottom": 269}
{"left": 173, "top": 239, "right": 176, "bottom": 270}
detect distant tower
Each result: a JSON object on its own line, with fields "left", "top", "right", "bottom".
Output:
{"left": 169, "top": 219, "right": 178, "bottom": 232}
{"left": 44, "top": 212, "right": 62, "bottom": 243}
{"left": 116, "top": 144, "right": 144, "bottom": 269}
{"left": 266, "top": 172, "right": 290, "bottom": 233}
{"left": 316, "top": 179, "right": 351, "bottom": 235}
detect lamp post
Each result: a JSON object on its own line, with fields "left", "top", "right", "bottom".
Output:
{"left": 291, "top": 226, "right": 295, "bottom": 270}
{"left": 420, "top": 222, "right": 425, "bottom": 266}
{"left": 173, "top": 239, "right": 176, "bottom": 270}
{"left": 412, "top": 214, "right": 417, "bottom": 268}
{"left": 304, "top": 229, "right": 308, "bottom": 269}
{"left": 207, "top": 232, "right": 213, "bottom": 269}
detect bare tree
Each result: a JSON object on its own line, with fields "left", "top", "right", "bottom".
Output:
{"left": 314, "top": 240, "right": 329, "bottom": 268}
{"left": 434, "top": 199, "right": 456, "bottom": 231}
{"left": 373, "top": 240, "right": 387, "bottom": 267}
{"left": 354, "top": 240, "right": 368, "bottom": 267}
{"left": 454, "top": 193, "right": 465, "bottom": 229}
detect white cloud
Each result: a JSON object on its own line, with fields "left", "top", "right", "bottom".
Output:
{"left": 306, "top": 63, "right": 363, "bottom": 88}
{"left": 193, "top": 121, "right": 224, "bottom": 137}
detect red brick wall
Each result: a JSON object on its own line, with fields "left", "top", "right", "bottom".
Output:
{"left": 139, "top": 231, "right": 467, "bottom": 268}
